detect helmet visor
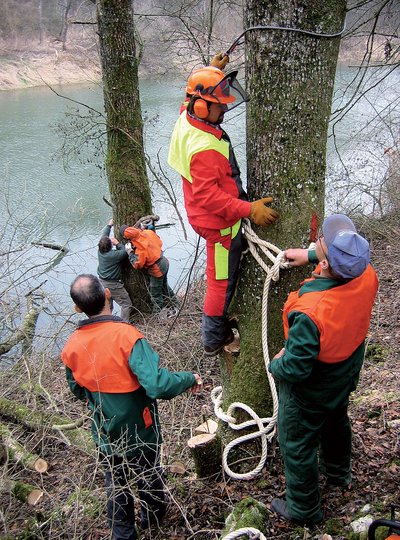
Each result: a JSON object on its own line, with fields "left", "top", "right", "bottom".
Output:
{"left": 210, "top": 71, "right": 250, "bottom": 110}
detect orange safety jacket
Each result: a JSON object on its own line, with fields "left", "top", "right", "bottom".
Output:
{"left": 168, "top": 111, "right": 251, "bottom": 230}
{"left": 283, "top": 264, "right": 378, "bottom": 364}
{"left": 123, "top": 227, "right": 163, "bottom": 272}
{"left": 61, "top": 320, "right": 143, "bottom": 393}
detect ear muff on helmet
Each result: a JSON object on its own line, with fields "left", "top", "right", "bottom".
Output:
{"left": 190, "top": 96, "right": 209, "bottom": 119}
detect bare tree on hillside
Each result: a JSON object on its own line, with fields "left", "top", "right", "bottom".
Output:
{"left": 135, "top": 0, "right": 243, "bottom": 72}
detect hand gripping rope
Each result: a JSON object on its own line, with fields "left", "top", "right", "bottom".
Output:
{"left": 211, "top": 219, "right": 290, "bottom": 481}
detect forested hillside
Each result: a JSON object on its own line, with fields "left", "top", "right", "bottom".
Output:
{"left": 0, "top": 0, "right": 398, "bottom": 89}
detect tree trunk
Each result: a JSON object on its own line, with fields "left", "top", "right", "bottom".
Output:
{"left": 221, "top": 497, "right": 268, "bottom": 538}
{"left": 188, "top": 420, "right": 220, "bottom": 477}
{"left": 96, "top": 0, "right": 153, "bottom": 312}
{"left": 38, "top": 0, "right": 44, "bottom": 45}
{"left": 225, "top": 0, "right": 346, "bottom": 454}
{"left": 59, "top": 0, "right": 74, "bottom": 51}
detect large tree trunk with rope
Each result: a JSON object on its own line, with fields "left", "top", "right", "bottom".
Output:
{"left": 96, "top": 0, "right": 153, "bottom": 313}
{"left": 218, "top": 0, "right": 346, "bottom": 477}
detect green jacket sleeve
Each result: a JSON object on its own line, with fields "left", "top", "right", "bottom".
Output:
{"left": 129, "top": 339, "right": 196, "bottom": 400}
{"left": 269, "top": 312, "right": 320, "bottom": 383}
{"left": 100, "top": 224, "right": 111, "bottom": 239}
{"left": 308, "top": 249, "right": 318, "bottom": 263}
{"left": 65, "top": 367, "right": 87, "bottom": 402}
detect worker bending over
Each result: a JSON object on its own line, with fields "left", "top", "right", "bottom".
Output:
{"left": 120, "top": 224, "right": 177, "bottom": 314}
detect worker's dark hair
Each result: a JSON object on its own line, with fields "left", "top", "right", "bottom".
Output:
{"left": 70, "top": 274, "right": 106, "bottom": 317}
{"left": 98, "top": 236, "right": 112, "bottom": 253}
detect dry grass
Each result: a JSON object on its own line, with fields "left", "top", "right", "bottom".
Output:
{"left": 0, "top": 222, "right": 399, "bottom": 539}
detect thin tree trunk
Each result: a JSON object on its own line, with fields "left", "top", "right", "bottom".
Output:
{"left": 0, "top": 303, "right": 39, "bottom": 357}
{"left": 38, "top": 0, "right": 44, "bottom": 45}
{"left": 59, "top": 0, "right": 74, "bottom": 51}
{"left": 96, "top": 0, "right": 153, "bottom": 312}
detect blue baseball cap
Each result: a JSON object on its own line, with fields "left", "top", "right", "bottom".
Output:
{"left": 322, "top": 214, "right": 370, "bottom": 279}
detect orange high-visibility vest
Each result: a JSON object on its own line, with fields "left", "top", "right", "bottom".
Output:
{"left": 124, "top": 227, "right": 163, "bottom": 270}
{"left": 61, "top": 320, "right": 143, "bottom": 393}
{"left": 283, "top": 264, "right": 378, "bottom": 363}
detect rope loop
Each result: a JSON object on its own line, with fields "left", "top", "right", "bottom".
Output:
{"left": 221, "top": 527, "right": 267, "bottom": 540}
{"left": 211, "top": 219, "right": 290, "bottom": 486}
{"left": 210, "top": 220, "right": 292, "bottom": 537}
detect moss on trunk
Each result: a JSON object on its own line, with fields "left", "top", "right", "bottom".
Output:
{"left": 0, "top": 397, "right": 94, "bottom": 454}
{"left": 227, "top": 0, "right": 346, "bottom": 417}
{"left": 97, "top": 0, "right": 153, "bottom": 312}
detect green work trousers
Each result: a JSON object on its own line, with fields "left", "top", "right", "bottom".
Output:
{"left": 277, "top": 380, "right": 353, "bottom": 523}
{"left": 148, "top": 256, "right": 177, "bottom": 312}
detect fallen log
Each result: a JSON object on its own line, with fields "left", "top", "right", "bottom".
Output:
{"left": 0, "top": 479, "right": 43, "bottom": 506}
{"left": 31, "top": 242, "right": 69, "bottom": 253}
{"left": 0, "top": 397, "right": 95, "bottom": 455}
{"left": 0, "top": 421, "right": 48, "bottom": 473}
{"left": 0, "top": 305, "right": 39, "bottom": 357}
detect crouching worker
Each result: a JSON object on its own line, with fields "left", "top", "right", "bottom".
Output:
{"left": 61, "top": 274, "right": 202, "bottom": 540}
{"left": 269, "top": 214, "right": 378, "bottom": 526}
{"left": 120, "top": 225, "right": 177, "bottom": 314}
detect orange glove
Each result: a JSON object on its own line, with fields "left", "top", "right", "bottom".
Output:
{"left": 249, "top": 197, "right": 279, "bottom": 227}
{"left": 210, "top": 52, "right": 229, "bottom": 70}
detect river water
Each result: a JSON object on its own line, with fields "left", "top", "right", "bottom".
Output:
{"left": 0, "top": 65, "right": 398, "bottom": 354}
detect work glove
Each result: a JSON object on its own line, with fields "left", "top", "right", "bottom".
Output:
{"left": 249, "top": 197, "right": 279, "bottom": 227}
{"left": 124, "top": 242, "right": 132, "bottom": 253}
{"left": 210, "top": 52, "right": 229, "bottom": 70}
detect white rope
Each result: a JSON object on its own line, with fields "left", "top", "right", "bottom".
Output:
{"left": 221, "top": 527, "right": 267, "bottom": 540}
{"left": 211, "top": 219, "right": 290, "bottom": 481}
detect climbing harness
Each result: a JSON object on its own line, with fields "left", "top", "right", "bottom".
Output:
{"left": 225, "top": 23, "right": 346, "bottom": 56}
{"left": 211, "top": 218, "right": 290, "bottom": 481}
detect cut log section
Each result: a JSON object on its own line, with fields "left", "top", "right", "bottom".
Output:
{"left": 0, "top": 422, "right": 49, "bottom": 473}
{"left": 1, "top": 479, "right": 44, "bottom": 506}
{"left": 194, "top": 418, "right": 218, "bottom": 435}
{"left": 187, "top": 432, "right": 221, "bottom": 478}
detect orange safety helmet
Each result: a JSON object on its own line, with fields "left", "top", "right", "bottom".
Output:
{"left": 186, "top": 67, "right": 249, "bottom": 111}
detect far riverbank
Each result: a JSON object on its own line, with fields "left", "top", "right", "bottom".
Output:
{"left": 0, "top": 36, "right": 390, "bottom": 92}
